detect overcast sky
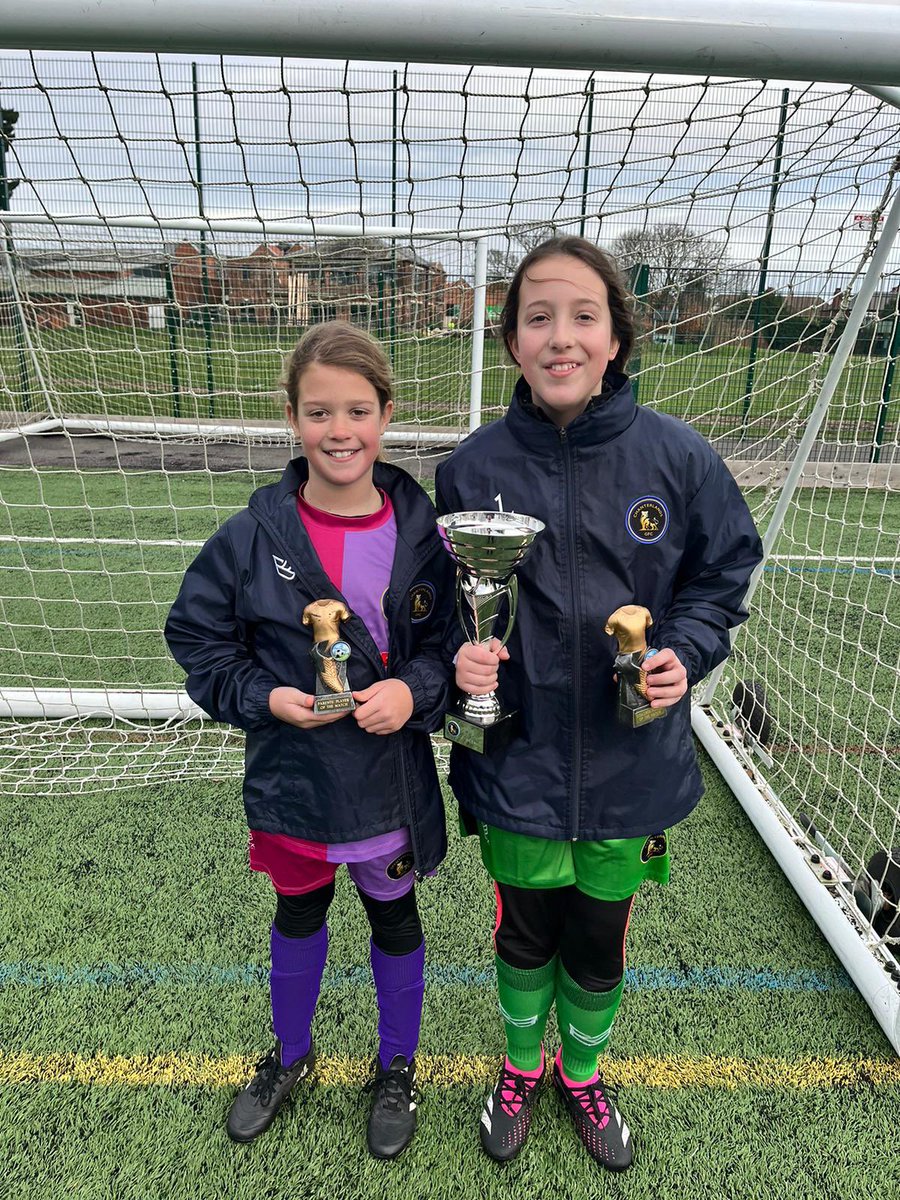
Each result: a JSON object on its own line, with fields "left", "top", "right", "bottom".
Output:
{"left": 2, "top": 49, "right": 899, "bottom": 290}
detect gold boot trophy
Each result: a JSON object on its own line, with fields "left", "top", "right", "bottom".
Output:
{"left": 302, "top": 599, "right": 356, "bottom": 714}
{"left": 605, "top": 604, "right": 667, "bottom": 728}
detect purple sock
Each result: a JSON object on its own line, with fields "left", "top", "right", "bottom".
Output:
{"left": 370, "top": 938, "right": 425, "bottom": 1069}
{"left": 270, "top": 922, "right": 328, "bottom": 1068}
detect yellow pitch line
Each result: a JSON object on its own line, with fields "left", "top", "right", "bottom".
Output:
{"left": 1, "top": 1052, "right": 899, "bottom": 1089}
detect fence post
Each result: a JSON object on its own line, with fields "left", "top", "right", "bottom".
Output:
{"left": 628, "top": 262, "right": 650, "bottom": 402}
{"left": 192, "top": 62, "right": 216, "bottom": 419}
{"left": 578, "top": 77, "right": 595, "bottom": 238}
{"left": 0, "top": 113, "right": 32, "bottom": 413}
{"left": 741, "top": 87, "right": 790, "bottom": 432}
{"left": 164, "top": 262, "right": 182, "bottom": 420}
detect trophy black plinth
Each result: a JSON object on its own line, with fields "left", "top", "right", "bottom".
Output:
{"left": 615, "top": 656, "right": 667, "bottom": 729}
{"left": 444, "top": 709, "right": 520, "bottom": 754}
{"left": 312, "top": 681, "right": 356, "bottom": 715}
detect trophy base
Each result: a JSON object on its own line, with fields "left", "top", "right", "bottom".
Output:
{"left": 444, "top": 710, "right": 519, "bottom": 754}
{"left": 618, "top": 698, "right": 667, "bottom": 728}
{"left": 313, "top": 692, "right": 356, "bottom": 714}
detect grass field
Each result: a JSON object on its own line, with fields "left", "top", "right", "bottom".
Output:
{"left": 1, "top": 761, "right": 899, "bottom": 1200}
{"left": 4, "top": 325, "right": 898, "bottom": 441}
{"left": 1, "top": 452, "right": 898, "bottom": 1197}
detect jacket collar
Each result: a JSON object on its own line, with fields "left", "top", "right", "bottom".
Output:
{"left": 248, "top": 455, "right": 438, "bottom": 570}
{"left": 505, "top": 368, "right": 637, "bottom": 449}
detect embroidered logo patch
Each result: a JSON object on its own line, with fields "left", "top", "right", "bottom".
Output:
{"left": 386, "top": 852, "right": 414, "bottom": 880}
{"left": 641, "top": 833, "right": 668, "bottom": 863}
{"left": 409, "top": 580, "right": 436, "bottom": 622}
{"left": 626, "top": 497, "right": 669, "bottom": 544}
{"left": 272, "top": 554, "right": 295, "bottom": 580}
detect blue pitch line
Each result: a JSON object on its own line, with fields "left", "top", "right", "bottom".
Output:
{"left": 0, "top": 962, "right": 853, "bottom": 993}
{"left": 763, "top": 564, "right": 898, "bottom": 577}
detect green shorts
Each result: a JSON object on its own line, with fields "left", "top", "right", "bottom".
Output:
{"left": 474, "top": 821, "right": 670, "bottom": 901}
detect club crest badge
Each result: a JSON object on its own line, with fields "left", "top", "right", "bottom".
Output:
{"left": 641, "top": 833, "right": 668, "bottom": 862}
{"left": 626, "top": 497, "right": 669, "bottom": 544}
{"left": 386, "top": 852, "right": 414, "bottom": 880}
{"left": 409, "top": 580, "right": 435, "bottom": 622}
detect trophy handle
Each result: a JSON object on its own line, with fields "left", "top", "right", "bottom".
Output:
{"left": 494, "top": 575, "right": 518, "bottom": 651}
{"left": 455, "top": 576, "right": 471, "bottom": 641}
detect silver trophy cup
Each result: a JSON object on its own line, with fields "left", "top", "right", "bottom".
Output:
{"left": 438, "top": 510, "right": 544, "bottom": 753}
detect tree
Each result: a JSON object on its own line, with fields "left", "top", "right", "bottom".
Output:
{"left": 610, "top": 223, "right": 728, "bottom": 309}
{"left": 487, "top": 222, "right": 561, "bottom": 281}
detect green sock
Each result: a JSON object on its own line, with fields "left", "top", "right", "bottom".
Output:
{"left": 494, "top": 954, "right": 557, "bottom": 1071}
{"left": 555, "top": 962, "right": 624, "bottom": 1082}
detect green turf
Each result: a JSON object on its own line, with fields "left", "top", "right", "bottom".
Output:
{"left": 4, "top": 324, "right": 898, "bottom": 442}
{"left": 0, "top": 759, "right": 898, "bottom": 1200}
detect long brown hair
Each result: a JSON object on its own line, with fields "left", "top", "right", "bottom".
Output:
{"left": 499, "top": 236, "right": 634, "bottom": 369}
{"left": 281, "top": 321, "right": 394, "bottom": 413}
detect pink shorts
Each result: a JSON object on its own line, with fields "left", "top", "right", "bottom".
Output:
{"left": 249, "top": 830, "right": 415, "bottom": 901}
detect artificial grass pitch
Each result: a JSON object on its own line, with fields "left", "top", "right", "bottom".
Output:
{"left": 1, "top": 751, "right": 898, "bottom": 1200}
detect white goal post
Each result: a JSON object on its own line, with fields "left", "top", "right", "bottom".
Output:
{"left": 1, "top": 2, "right": 898, "bottom": 1051}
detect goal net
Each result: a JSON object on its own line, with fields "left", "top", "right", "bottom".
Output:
{"left": 1, "top": 50, "right": 898, "bottom": 1039}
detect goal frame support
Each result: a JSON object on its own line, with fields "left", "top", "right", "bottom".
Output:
{"left": 3, "top": 0, "right": 900, "bottom": 87}
{"left": 693, "top": 707, "right": 900, "bottom": 1054}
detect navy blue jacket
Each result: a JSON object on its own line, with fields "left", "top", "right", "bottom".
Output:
{"left": 165, "top": 457, "right": 456, "bottom": 875}
{"left": 434, "top": 372, "right": 763, "bottom": 841}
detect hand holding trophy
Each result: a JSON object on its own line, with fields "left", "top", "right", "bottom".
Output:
{"left": 438, "top": 510, "right": 544, "bottom": 753}
{"left": 302, "top": 598, "right": 356, "bottom": 714}
{"left": 605, "top": 604, "right": 668, "bottom": 728}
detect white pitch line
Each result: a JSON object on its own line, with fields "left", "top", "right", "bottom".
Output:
{"left": 0, "top": 535, "right": 205, "bottom": 548}
{"left": 0, "top": 536, "right": 896, "bottom": 565}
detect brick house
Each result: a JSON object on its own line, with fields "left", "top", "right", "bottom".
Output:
{"left": 7, "top": 251, "right": 170, "bottom": 331}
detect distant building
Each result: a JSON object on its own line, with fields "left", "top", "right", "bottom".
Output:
{"left": 7, "top": 250, "right": 170, "bottom": 331}
{"left": 222, "top": 244, "right": 290, "bottom": 325}
{"left": 443, "top": 279, "right": 507, "bottom": 331}
{"left": 2, "top": 239, "right": 450, "bottom": 335}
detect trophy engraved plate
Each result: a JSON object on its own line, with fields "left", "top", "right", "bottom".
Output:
{"left": 438, "top": 510, "right": 544, "bottom": 754}
{"left": 605, "top": 604, "right": 667, "bottom": 729}
{"left": 302, "top": 598, "right": 356, "bottom": 714}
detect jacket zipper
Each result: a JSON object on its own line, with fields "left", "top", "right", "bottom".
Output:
{"left": 387, "top": 543, "right": 436, "bottom": 882}
{"left": 560, "top": 426, "right": 582, "bottom": 840}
